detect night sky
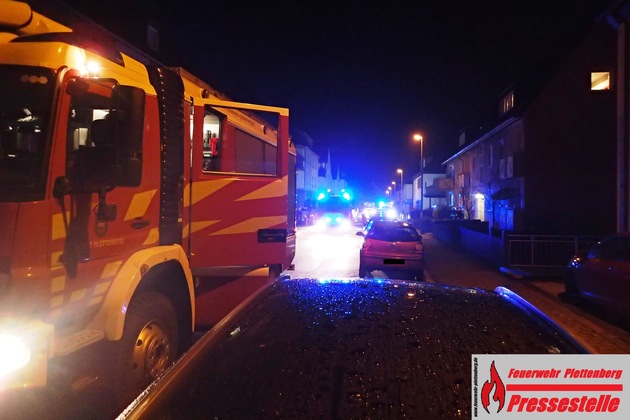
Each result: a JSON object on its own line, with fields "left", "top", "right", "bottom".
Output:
{"left": 61, "top": 0, "right": 615, "bottom": 199}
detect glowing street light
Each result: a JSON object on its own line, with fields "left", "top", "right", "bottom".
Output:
{"left": 413, "top": 133, "right": 424, "bottom": 211}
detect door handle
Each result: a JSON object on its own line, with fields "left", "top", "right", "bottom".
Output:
{"left": 131, "top": 219, "right": 150, "bottom": 230}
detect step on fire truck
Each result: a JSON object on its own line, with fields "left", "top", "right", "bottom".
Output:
{"left": 0, "top": 0, "right": 296, "bottom": 406}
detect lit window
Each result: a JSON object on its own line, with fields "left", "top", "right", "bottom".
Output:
{"left": 591, "top": 72, "right": 610, "bottom": 90}
{"left": 500, "top": 91, "right": 514, "bottom": 114}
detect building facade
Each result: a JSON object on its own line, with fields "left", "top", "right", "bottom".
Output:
{"left": 443, "top": 18, "right": 617, "bottom": 235}
{"left": 410, "top": 171, "right": 449, "bottom": 212}
{"left": 295, "top": 144, "right": 320, "bottom": 209}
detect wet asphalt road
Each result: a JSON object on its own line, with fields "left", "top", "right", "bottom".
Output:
{"left": 292, "top": 225, "right": 630, "bottom": 353}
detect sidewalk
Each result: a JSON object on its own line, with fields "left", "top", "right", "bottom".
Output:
{"left": 420, "top": 233, "right": 630, "bottom": 354}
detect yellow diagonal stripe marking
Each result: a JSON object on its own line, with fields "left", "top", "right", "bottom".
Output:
{"left": 51, "top": 296, "right": 64, "bottom": 308}
{"left": 51, "top": 251, "right": 63, "bottom": 268}
{"left": 210, "top": 216, "right": 286, "bottom": 235}
{"left": 51, "top": 276, "right": 65, "bottom": 293}
{"left": 94, "top": 281, "right": 112, "bottom": 295}
{"left": 124, "top": 189, "right": 157, "bottom": 221}
{"left": 183, "top": 220, "right": 221, "bottom": 238}
{"left": 52, "top": 211, "right": 70, "bottom": 240}
{"left": 184, "top": 178, "right": 235, "bottom": 207}
{"left": 143, "top": 228, "right": 159, "bottom": 245}
{"left": 237, "top": 176, "right": 288, "bottom": 201}
{"left": 70, "top": 289, "right": 87, "bottom": 302}
{"left": 101, "top": 261, "right": 122, "bottom": 279}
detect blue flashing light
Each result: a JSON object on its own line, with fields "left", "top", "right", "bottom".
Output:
{"left": 317, "top": 192, "right": 327, "bottom": 201}
{"left": 341, "top": 191, "right": 351, "bottom": 201}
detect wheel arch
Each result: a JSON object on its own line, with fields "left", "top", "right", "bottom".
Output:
{"left": 91, "top": 245, "right": 195, "bottom": 342}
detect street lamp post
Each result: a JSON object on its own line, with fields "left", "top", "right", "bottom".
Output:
{"left": 397, "top": 168, "right": 403, "bottom": 215}
{"left": 413, "top": 134, "right": 424, "bottom": 211}
{"left": 390, "top": 182, "right": 395, "bottom": 206}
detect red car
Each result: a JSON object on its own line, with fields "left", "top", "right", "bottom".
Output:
{"left": 357, "top": 220, "right": 424, "bottom": 280}
{"left": 565, "top": 233, "right": 630, "bottom": 319}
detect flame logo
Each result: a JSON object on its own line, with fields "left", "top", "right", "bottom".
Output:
{"left": 481, "top": 360, "right": 505, "bottom": 414}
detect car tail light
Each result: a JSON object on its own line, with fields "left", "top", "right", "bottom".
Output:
{"left": 362, "top": 239, "right": 372, "bottom": 251}
{"left": 414, "top": 243, "right": 423, "bottom": 254}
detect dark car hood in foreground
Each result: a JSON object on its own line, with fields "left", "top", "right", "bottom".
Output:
{"left": 119, "top": 278, "right": 588, "bottom": 419}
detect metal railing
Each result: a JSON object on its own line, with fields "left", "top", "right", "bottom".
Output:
{"left": 506, "top": 235, "right": 602, "bottom": 268}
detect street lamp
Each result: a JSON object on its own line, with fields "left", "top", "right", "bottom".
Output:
{"left": 413, "top": 133, "right": 424, "bottom": 211}
{"left": 397, "top": 168, "right": 403, "bottom": 214}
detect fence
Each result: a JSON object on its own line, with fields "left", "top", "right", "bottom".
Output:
{"left": 506, "top": 235, "right": 602, "bottom": 275}
{"left": 434, "top": 221, "right": 604, "bottom": 277}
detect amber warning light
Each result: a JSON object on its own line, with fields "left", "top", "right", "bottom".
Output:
{"left": 472, "top": 354, "right": 629, "bottom": 418}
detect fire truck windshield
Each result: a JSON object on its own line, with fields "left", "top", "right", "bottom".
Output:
{"left": 0, "top": 66, "right": 55, "bottom": 201}
{"left": 317, "top": 195, "right": 350, "bottom": 213}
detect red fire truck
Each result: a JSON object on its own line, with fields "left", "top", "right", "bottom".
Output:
{"left": 0, "top": 1, "right": 295, "bottom": 404}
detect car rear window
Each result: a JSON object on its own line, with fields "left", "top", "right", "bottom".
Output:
{"left": 367, "top": 224, "right": 420, "bottom": 242}
{"left": 141, "top": 279, "right": 585, "bottom": 419}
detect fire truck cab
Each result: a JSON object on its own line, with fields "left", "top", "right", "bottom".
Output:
{"left": 0, "top": 0, "right": 295, "bottom": 406}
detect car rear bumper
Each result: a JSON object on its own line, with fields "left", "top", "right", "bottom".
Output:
{"left": 361, "top": 255, "right": 424, "bottom": 271}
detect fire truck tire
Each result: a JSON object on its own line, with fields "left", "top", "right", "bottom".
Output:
{"left": 110, "top": 291, "right": 178, "bottom": 407}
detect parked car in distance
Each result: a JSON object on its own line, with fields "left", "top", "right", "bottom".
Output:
{"left": 357, "top": 220, "right": 424, "bottom": 280}
{"left": 118, "top": 278, "right": 588, "bottom": 420}
{"left": 296, "top": 208, "right": 315, "bottom": 226}
{"left": 565, "top": 234, "right": 630, "bottom": 319}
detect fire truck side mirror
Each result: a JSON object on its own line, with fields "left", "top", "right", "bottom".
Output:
{"left": 112, "top": 85, "right": 145, "bottom": 154}
{"left": 112, "top": 85, "right": 145, "bottom": 187}
{"left": 118, "top": 157, "right": 142, "bottom": 186}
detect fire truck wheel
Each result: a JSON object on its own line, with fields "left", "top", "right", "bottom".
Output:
{"left": 111, "top": 291, "right": 178, "bottom": 407}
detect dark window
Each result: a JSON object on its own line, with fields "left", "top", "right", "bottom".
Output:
{"left": 235, "top": 128, "right": 276, "bottom": 175}
{"left": 0, "top": 65, "right": 55, "bottom": 201}
{"left": 202, "top": 106, "right": 278, "bottom": 176}
{"left": 367, "top": 224, "right": 420, "bottom": 242}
